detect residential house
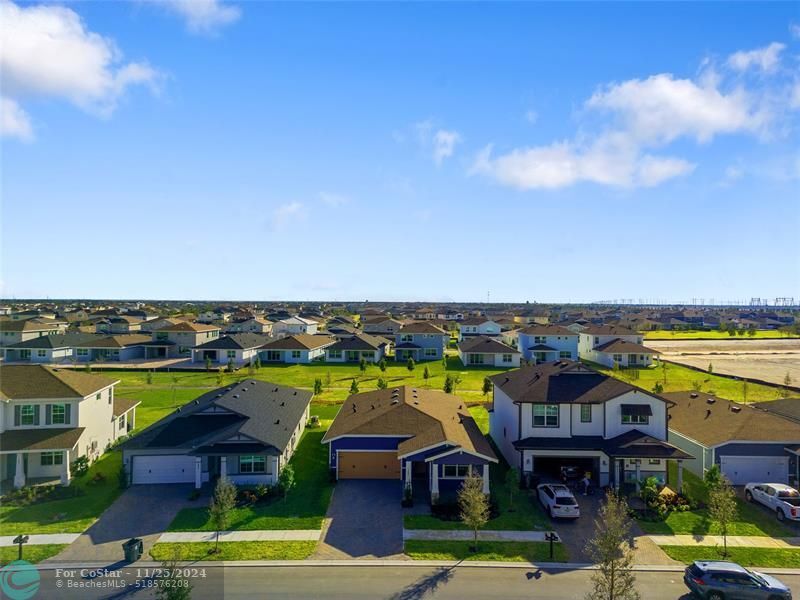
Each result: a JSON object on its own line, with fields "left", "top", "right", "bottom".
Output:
{"left": 122, "top": 381, "right": 311, "bottom": 487}
{"left": 272, "top": 316, "right": 319, "bottom": 337}
{"left": 457, "top": 336, "right": 520, "bottom": 368}
{"left": 489, "top": 361, "right": 691, "bottom": 489}
{"left": 73, "top": 334, "right": 152, "bottom": 362}
{"left": 0, "top": 320, "right": 63, "bottom": 347}
{"left": 2, "top": 333, "right": 97, "bottom": 363}
{"left": 394, "top": 322, "right": 449, "bottom": 362}
{"left": 258, "top": 334, "right": 334, "bottom": 364}
{"left": 95, "top": 316, "right": 143, "bottom": 334}
{"left": 362, "top": 317, "right": 404, "bottom": 336}
{"left": 224, "top": 318, "right": 273, "bottom": 335}
{"left": 517, "top": 325, "right": 579, "bottom": 363}
{"left": 324, "top": 334, "right": 388, "bottom": 363}
{"left": 457, "top": 318, "right": 502, "bottom": 341}
{"left": 197, "top": 308, "right": 233, "bottom": 324}
{"left": 322, "top": 386, "right": 497, "bottom": 502}
{"left": 0, "top": 365, "right": 138, "bottom": 488}
{"left": 192, "top": 333, "right": 271, "bottom": 367}
{"left": 664, "top": 391, "right": 800, "bottom": 486}
{"left": 578, "top": 325, "right": 656, "bottom": 368}
{"left": 148, "top": 322, "right": 221, "bottom": 359}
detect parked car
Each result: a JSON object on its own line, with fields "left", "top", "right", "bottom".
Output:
{"left": 537, "top": 483, "right": 580, "bottom": 519}
{"left": 684, "top": 560, "right": 792, "bottom": 600}
{"left": 744, "top": 483, "right": 800, "bottom": 522}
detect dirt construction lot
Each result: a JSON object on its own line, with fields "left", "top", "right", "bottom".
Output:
{"left": 648, "top": 338, "right": 800, "bottom": 387}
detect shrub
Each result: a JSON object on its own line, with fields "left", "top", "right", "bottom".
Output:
{"left": 118, "top": 466, "right": 129, "bottom": 490}
{"left": 71, "top": 456, "right": 90, "bottom": 477}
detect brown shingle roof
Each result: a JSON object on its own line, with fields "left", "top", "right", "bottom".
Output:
{"left": 399, "top": 322, "right": 448, "bottom": 335}
{"left": 113, "top": 397, "right": 141, "bottom": 418}
{"left": 663, "top": 391, "right": 800, "bottom": 447}
{"left": 75, "top": 334, "right": 152, "bottom": 348}
{"left": 322, "top": 386, "right": 496, "bottom": 460}
{"left": 0, "top": 427, "right": 85, "bottom": 451}
{"left": 0, "top": 365, "right": 118, "bottom": 400}
{"left": 259, "top": 334, "right": 334, "bottom": 351}
{"left": 0, "top": 320, "right": 61, "bottom": 332}
{"left": 594, "top": 339, "right": 657, "bottom": 354}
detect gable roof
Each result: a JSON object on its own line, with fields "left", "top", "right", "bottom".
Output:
{"left": 0, "top": 365, "right": 117, "bottom": 400}
{"left": 490, "top": 361, "right": 656, "bottom": 405}
{"left": 755, "top": 398, "right": 800, "bottom": 423}
{"left": 663, "top": 391, "right": 800, "bottom": 447}
{"left": 158, "top": 322, "right": 221, "bottom": 333}
{"left": 458, "top": 336, "right": 519, "bottom": 355}
{"left": 398, "top": 322, "right": 448, "bottom": 335}
{"left": 259, "top": 334, "right": 334, "bottom": 351}
{"left": 517, "top": 324, "right": 578, "bottom": 336}
{"left": 322, "top": 386, "right": 495, "bottom": 461}
{"left": 327, "top": 333, "right": 388, "bottom": 351}
{"left": 2, "top": 332, "right": 98, "bottom": 349}
{"left": 459, "top": 317, "right": 496, "bottom": 326}
{"left": 594, "top": 339, "right": 657, "bottom": 354}
{"left": 194, "top": 333, "right": 273, "bottom": 350}
{"left": 579, "top": 325, "right": 639, "bottom": 336}
{"left": 0, "top": 320, "right": 61, "bottom": 332}
{"left": 75, "top": 334, "right": 153, "bottom": 348}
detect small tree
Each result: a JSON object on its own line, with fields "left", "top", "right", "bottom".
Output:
{"left": 505, "top": 467, "right": 520, "bottom": 511}
{"left": 359, "top": 357, "right": 368, "bottom": 375}
{"left": 326, "top": 370, "right": 332, "bottom": 387}
{"left": 747, "top": 328, "right": 756, "bottom": 337}
{"left": 278, "top": 464, "right": 296, "bottom": 500}
{"left": 226, "top": 358, "right": 234, "bottom": 373}
{"left": 377, "top": 376, "right": 387, "bottom": 389}
{"left": 452, "top": 375, "right": 462, "bottom": 393}
{"left": 146, "top": 370, "right": 153, "bottom": 385}
{"left": 205, "top": 356, "right": 212, "bottom": 372}
{"left": 585, "top": 490, "right": 640, "bottom": 600}
{"left": 313, "top": 377, "right": 323, "bottom": 395}
{"left": 216, "top": 367, "right": 224, "bottom": 386}
{"left": 378, "top": 358, "right": 387, "bottom": 373}
{"left": 85, "top": 362, "right": 93, "bottom": 374}
{"left": 707, "top": 362, "right": 713, "bottom": 375}
{"left": 458, "top": 473, "right": 490, "bottom": 552}
{"left": 661, "top": 361, "right": 667, "bottom": 384}
{"left": 209, "top": 477, "right": 237, "bottom": 553}
{"left": 443, "top": 374, "right": 454, "bottom": 394}
{"left": 407, "top": 357, "right": 415, "bottom": 372}
{"left": 704, "top": 464, "right": 722, "bottom": 490}
{"left": 442, "top": 355, "right": 448, "bottom": 370}
{"left": 691, "top": 380, "right": 702, "bottom": 392}
{"left": 482, "top": 377, "right": 493, "bottom": 397}
{"left": 254, "top": 355, "right": 261, "bottom": 370}
{"left": 652, "top": 381, "right": 663, "bottom": 394}
{"left": 784, "top": 372, "right": 793, "bottom": 398}
{"left": 155, "top": 552, "right": 193, "bottom": 600}
{"left": 727, "top": 326, "right": 736, "bottom": 337}
{"left": 349, "top": 378, "right": 359, "bottom": 394}
{"left": 708, "top": 476, "right": 738, "bottom": 557}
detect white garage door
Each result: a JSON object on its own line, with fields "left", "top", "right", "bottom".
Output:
{"left": 720, "top": 456, "right": 788, "bottom": 485}
{"left": 132, "top": 455, "right": 195, "bottom": 484}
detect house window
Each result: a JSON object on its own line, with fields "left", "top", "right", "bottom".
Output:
{"left": 424, "top": 348, "right": 437, "bottom": 357}
{"left": 559, "top": 351, "right": 571, "bottom": 359}
{"left": 37, "top": 349, "right": 47, "bottom": 357}
{"left": 532, "top": 404, "right": 559, "bottom": 427}
{"left": 442, "top": 465, "right": 472, "bottom": 478}
{"left": 291, "top": 350, "right": 302, "bottom": 359}
{"left": 612, "top": 354, "right": 623, "bottom": 363}
{"left": 580, "top": 404, "right": 592, "bottom": 423}
{"left": 329, "top": 349, "right": 342, "bottom": 359}
{"left": 77, "top": 348, "right": 89, "bottom": 356}
{"left": 533, "top": 336, "right": 546, "bottom": 344}
{"left": 468, "top": 353, "right": 484, "bottom": 365}
{"left": 119, "top": 414, "right": 126, "bottom": 430}
{"left": 266, "top": 350, "right": 282, "bottom": 361}
{"left": 239, "top": 455, "right": 266, "bottom": 473}
{"left": 226, "top": 350, "right": 236, "bottom": 359}
{"left": 648, "top": 459, "right": 660, "bottom": 466}
{"left": 96, "top": 393, "right": 102, "bottom": 401}
{"left": 594, "top": 337, "right": 599, "bottom": 345}
{"left": 621, "top": 414, "right": 649, "bottom": 425}
{"left": 40, "top": 451, "right": 64, "bottom": 466}
{"left": 51, "top": 404, "right": 66, "bottom": 424}
{"left": 400, "top": 334, "right": 413, "bottom": 343}
{"left": 502, "top": 353, "right": 513, "bottom": 363}
{"left": 20, "top": 405, "right": 36, "bottom": 426}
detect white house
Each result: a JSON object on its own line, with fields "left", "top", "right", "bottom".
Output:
{"left": 258, "top": 334, "right": 334, "bottom": 364}
{"left": 225, "top": 318, "right": 273, "bottom": 335}
{"left": 457, "top": 336, "right": 520, "bottom": 367}
{"left": 488, "top": 361, "right": 691, "bottom": 489}
{"left": 517, "top": 325, "right": 578, "bottom": 363}
{"left": 457, "top": 318, "right": 502, "bottom": 341}
{"left": 324, "top": 334, "right": 388, "bottom": 363}
{"left": 192, "top": 333, "right": 272, "bottom": 367}
{"left": 272, "top": 316, "right": 319, "bottom": 337}
{"left": 578, "top": 325, "right": 656, "bottom": 368}
{"left": 147, "top": 322, "right": 221, "bottom": 359}
{"left": 0, "top": 365, "right": 139, "bottom": 488}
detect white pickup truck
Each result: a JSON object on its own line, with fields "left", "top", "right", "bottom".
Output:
{"left": 744, "top": 483, "right": 800, "bottom": 522}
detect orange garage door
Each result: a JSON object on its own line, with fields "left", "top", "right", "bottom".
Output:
{"left": 338, "top": 451, "right": 400, "bottom": 479}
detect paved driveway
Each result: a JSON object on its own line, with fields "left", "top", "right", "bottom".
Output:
{"left": 314, "top": 480, "right": 405, "bottom": 559}
{"left": 49, "top": 484, "right": 198, "bottom": 564}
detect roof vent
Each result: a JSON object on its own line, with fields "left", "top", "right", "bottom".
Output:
{"left": 274, "top": 419, "right": 280, "bottom": 425}
{"left": 731, "top": 405, "right": 742, "bottom": 413}
{"left": 194, "top": 400, "right": 199, "bottom": 405}
{"left": 293, "top": 391, "right": 297, "bottom": 395}
{"left": 233, "top": 394, "right": 239, "bottom": 399}
{"left": 217, "top": 393, "right": 223, "bottom": 398}
{"left": 413, "top": 401, "right": 419, "bottom": 405}
{"left": 391, "top": 399, "right": 399, "bottom": 405}
{"left": 274, "top": 387, "right": 278, "bottom": 392}
{"left": 352, "top": 405, "right": 357, "bottom": 413}
{"left": 371, "top": 404, "right": 375, "bottom": 410}
{"left": 706, "top": 397, "right": 716, "bottom": 404}
{"left": 690, "top": 392, "right": 698, "bottom": 398}
{"left": 242, "top": 388, "right": 247, "bottom": 392}
{"left": 280, "top": 401, "right": 285, "bottom": 406}
{"left": 392, "top": 388, "right": 399, "bottom": 393}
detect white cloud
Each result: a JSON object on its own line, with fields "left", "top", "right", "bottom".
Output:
{"left": 270, "top": 202, "right": 306, "bottom": 229}
{"left": 727, "top": 42, "right": 785, "bottom": 73}
{"left": 635, "top": 155, "right": 696, "bottom": 187}
{"left": 414, "top": 120, "right": 462, "bottom": 165}
{"left": 162, "top": 0, "right": 241, "bottom": 35}
{"left": 0, "top": 0, "right": 160, "bottom": 138}
{"left": 319, "top": 192, "right": 350, "bottom": 207}
{"left": 524, "top": 110, "right": 538, "bottom": 124}
{"left": 791, "top": 23, "right": 800, "bottom": 39}
{"left": 0, "top": 96, "right": 33, "bottom": 141}
{"left": 720, "top": 165, "right": 744, "bottom": 186}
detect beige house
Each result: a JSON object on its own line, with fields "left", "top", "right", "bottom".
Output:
{"left": 0, "top": 365, "right": 138, "bottom": 488}
{"left": 148, "top": 322, "right": 221, "bottom": 358}
{"left": 0, "top": 319, "right": 64, "bottom": 347}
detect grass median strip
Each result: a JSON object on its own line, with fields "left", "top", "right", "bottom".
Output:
{"left": 0, "top": 544, "right": 67, "bottom": 566}
{"left": 404, "top": 540, "right": 568, "bottom": 562}
{"left": 660, "top": 546, "right": 800, "bottom": 568}
{"left": 150, "top": 541, "right": 317, "bottom": 561}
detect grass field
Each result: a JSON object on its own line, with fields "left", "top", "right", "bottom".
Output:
{"left": 661, "top": 546, "right": 800, "bottom": 568}
{"left": 404, "top": 540, "right": 568, "bottom": 562}
{"left": 150, "top": 541, "right": 316, "bottom": 561}
{"left": 645, "top": 330, "right": 798, "bottom": 340}
{"left": 593, "top": 360, "right": 782, "bottom": 403}
{"left": 0, "top": 544, "right": 67, "bottom": 566}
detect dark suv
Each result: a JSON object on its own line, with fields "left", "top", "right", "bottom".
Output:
{"left": 684, "top": 560, "right": 792, "bottom": 599}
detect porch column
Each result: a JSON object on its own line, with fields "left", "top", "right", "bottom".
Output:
{"left": 431, "top": 464, "right": 439, "bottom": 504}
{"left": 635, "top": 460, "right": 641, "bottom": 491}
{"left": 13, "top": 453, "right": 26, "bottom": 489}
{"left": 482, "top": 464, "right": 490, "bottom": 495}
{"left": 60, "top": 452, "right": 71, "bottom": 486}
{"left": 613, "top": 459, "right": 621, "bottom": 490}
{"left": 194, "top": 457, "right": 202, "bottom": 489}
{"left": 220, "top": 456, "right": 227, "bottom": 478}
{"left": 404, "top": 461, "right": 412, "bottom": 492}
{"left": 677, "top": 460, "right": 684, "bottom": 494}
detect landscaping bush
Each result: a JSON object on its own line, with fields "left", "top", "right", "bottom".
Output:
{"left": 430, "top": 496, "right": 500, "bottom": 522}
{"left": 71, "top": 456, "right": 90, "bottom": 477}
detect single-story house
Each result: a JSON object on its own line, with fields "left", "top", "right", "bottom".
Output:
{"left": 258, "top": 334, "right": 335, "bottom": 364}
{"left": 2, "top": 333, "right": 97, "bottom": 363}
{"left": 324, "top": 334, "right": 388, "bottom": 363}
{"left": 73, "top": 334, "right": 152, "bottom": 362}
{"left": 322, "top": 386, "right": 497, "bottom": 503}
{"left": 191, "top": 333, "right": 272, "bottom": 366}
{"left": 457, "top": 336, "right": 520, "bottom": 367}
{"left": 664, "top": 391, "right": 800, "bottom": 486}
{"left": 122, "top": 381, "right": 312, "bottom": 487}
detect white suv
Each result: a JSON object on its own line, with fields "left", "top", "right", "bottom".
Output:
{"left": 537, "top": 483, "right": 580, "bottom": 519}
{"left": 744, "top": 483, "right": 800, "bottom": 522}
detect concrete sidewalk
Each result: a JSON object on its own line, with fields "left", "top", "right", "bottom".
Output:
{"left": 158, "top": 530, "right": 321, "bottom": 543}
{"left": 0, "top": 533, "right": 80, "bottom": 547}
{"left": 650, "top": 535, "right": 800, "bottom": 548}
{"left": 403, "top": 529, "right": 559, "bottom": 542}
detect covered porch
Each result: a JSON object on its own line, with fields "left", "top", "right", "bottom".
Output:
{"left": 528, "top": 344, "right": 558, "bottom": 364}
{"left": 191, "top": 444, "right": 280, "bottom": 489}
{"left": 399, "top": 445, "right": 495, "bottom": 504}
{"left": 394, "top": 343, "right": 422, "bottom": 362}
{"left": 142, "top": 341, "right": 174, "bottom": 359}
{"left": 0, "top": 427, "right": 85, "bottom": 490}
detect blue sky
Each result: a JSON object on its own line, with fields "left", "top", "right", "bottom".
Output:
{"left": 2, "top": 1, "right": 799, "bottom": 303}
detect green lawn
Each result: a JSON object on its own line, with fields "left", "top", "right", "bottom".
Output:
{"left": 167, "top": 429, "right": 332, "bottom": 531}
{"left": 0, "top": 544, "right": 67, "bottom": 566}
{"left": 644, "top": 330, "right": 798, "bottom": 340}
{"left": 468, "top": 404, "right": 489, "bottom": 434}
{"left": 116, "top": 387, "right": 211, "bottom": 430}
{"left": 0, "top": 451, "right": 124, "bottom": 534}
{"left": 661, "top": 546, "right": 800, "bottom": 568}
{"left": 593, "top": 360, "right": 782, "bottom": 403}
{"left": 150, "top": 541, "right": 316, "bottom": 561}
{"left": 404, "top": 540, "right": 568, "bottom": 562}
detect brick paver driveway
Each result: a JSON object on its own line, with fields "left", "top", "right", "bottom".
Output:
{"left": 49, "top": 484, "right": 198, "bottom": 564}
{"left": 314, "top": 480, "right": 405, "bottom": 559}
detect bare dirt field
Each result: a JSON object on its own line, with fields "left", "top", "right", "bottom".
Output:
{"left": 648, "top": 338, "right": 800, "bottom": 387}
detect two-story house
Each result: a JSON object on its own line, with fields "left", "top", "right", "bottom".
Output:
{"left": 394, "top": 322, "right": 449, "bottom": 362}
{"left": 147, "top": 322, "right": 221, "bottom": 359}
{"left": 362, "top": 317, "right": 404, "bottom": 337}
{"left": 224, "top": 318, "right": 273, "bottom": 335}
{"left": 457, "top": 318, "right": 502, "bottom": 342}
{"left": 489, "top": 361, "right": 691, "bottom": 490}
{"left": 457, "top": 336, "right": 520, "bottom": 367}
{"left": 272, "top": 316, "right": 319, "bottom": 337}
{"left": 577, "top": 325, "right": 657, "bottom": 368}
{"left": 95, "top": 316, "right": 143, "bottom": 335}
{"left": 0, "top": 365, "right": 139, "bottom": 488}
{"left": 324, "top": 333, "right": 388, "bottom": 363}
{"left": 517, "top": 325, "right": 578, "bottom": 363}
{"left": 0, "top": 320, "right": 63, "bottom": 347}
